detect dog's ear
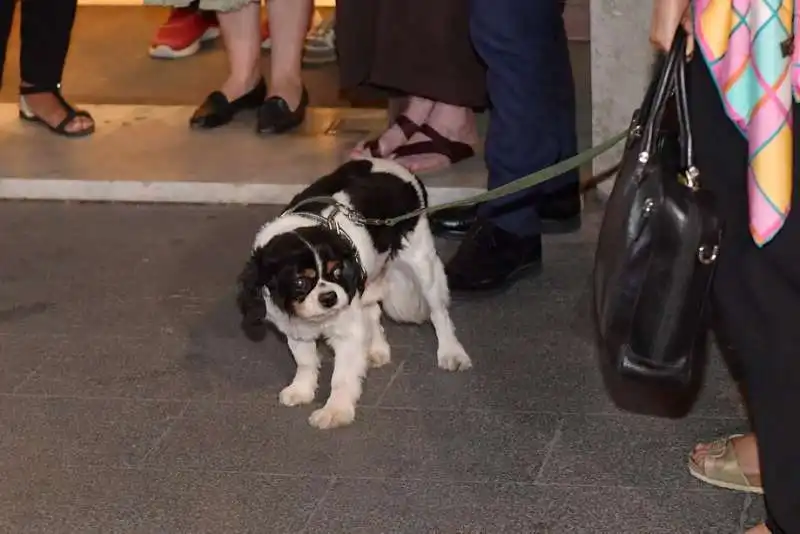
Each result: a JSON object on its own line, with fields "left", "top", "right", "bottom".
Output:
{"left": 236, "top": 250, "right": 269, "bottom": 342}
{"left": 340, "top": 254, "right": 366, "bottom": 300}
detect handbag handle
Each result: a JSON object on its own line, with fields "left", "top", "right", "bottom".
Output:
{"left": 640, "top": 27, "right": 695, "bottom": 177}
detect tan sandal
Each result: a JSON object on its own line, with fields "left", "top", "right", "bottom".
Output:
{"left": 688, "top": 434, "right": 763, "bottom": 494}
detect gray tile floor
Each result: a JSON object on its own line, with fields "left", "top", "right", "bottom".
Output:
{"left": 0, "top": 200, "right": 762, "bottom": 533}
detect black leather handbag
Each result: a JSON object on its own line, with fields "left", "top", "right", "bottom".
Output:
{"left": 592, "top": 29, "right": 722, "bottom": 418}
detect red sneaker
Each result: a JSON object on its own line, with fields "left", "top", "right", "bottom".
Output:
{"left": 149, "top": 8, "right": 220, "bottom": 59}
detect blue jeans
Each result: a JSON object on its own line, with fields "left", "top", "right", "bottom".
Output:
{"left": 471, "top": 0, "right": 578, "bottom": 237}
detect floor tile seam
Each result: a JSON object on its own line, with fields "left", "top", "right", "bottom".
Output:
{"left": 298, "top": 476, "right": 338, "bottom": 534}
{"left": 739, "top": 493, "right": 755, "bottom": 531}
{"left": 370, "top": 360, "right": 406, "bottom": 408}
{"left": 9, "top": 353, "right": 64, "bottom": 394}
{"left": 533, "top": 418, "right": 565, "bottom": 483}
{"left": 0, "top": 393, "right": 749, "bottom": 421}
{"left": 136, "top": 399, "right": 192, "bottom": 466}
{"left": 69, "top": 465, "right": 730, "bottom": 492}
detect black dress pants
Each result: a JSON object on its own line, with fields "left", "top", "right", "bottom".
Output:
{"left": 690, "top": 52, "right": 800, "bottom": 534}
{"left": 0, "top": 0, "right": 78, "bottom": 90}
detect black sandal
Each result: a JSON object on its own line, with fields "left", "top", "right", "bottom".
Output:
{"left": 361, "top": 114, "right": 420, "bottom": 157}
{"left": 18, "top": 85, "right": 95, "bottom": 138}
{"left": 391, "top": 123, "right": 475, "bottom": 166}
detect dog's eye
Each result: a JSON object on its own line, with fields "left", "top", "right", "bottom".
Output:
{"left": 331, "top": 267, "right": 342, "bottom": 279}
{"left": 293, "top": 278, "right": 308, "bottom": 290}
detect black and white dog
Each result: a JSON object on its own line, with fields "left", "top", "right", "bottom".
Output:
{"left": 237, "top": 158, "right": 471, "bottom": 429}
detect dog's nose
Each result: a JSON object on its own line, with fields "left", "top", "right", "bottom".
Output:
{"left": 318, "top": 291, "right": 338, "bottom": 308}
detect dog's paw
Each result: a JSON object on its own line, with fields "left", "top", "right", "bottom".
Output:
{"left": 437, "top": 347, "right": 472, "bottom": 371}
{"left": 279, "top": 383, "right": 316, "bottom": 407}
{"left": 308, "top": 403, "right": 356, "bottom": 430}
{"left": 368, "top": 344, "right": 391, "bottom": 368}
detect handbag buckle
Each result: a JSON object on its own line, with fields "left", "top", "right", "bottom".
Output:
{"left": 680, "top": 166, "right": 700, "bottom": 191}
{"left": 697, "top": 244, "right": 719, "bottom": 265}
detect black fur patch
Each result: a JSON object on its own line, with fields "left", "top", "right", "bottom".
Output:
{"left": 285, "top": 159, "right": 426, "bottom": 257}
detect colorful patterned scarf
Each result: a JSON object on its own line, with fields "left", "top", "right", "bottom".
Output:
{"left": 694, "top": 0, "right": 798, "bottom": 246}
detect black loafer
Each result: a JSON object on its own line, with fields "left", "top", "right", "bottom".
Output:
{"left": 256, "top": 86, "right": 308, "bottom": 135}
{"left": 190, "top": 78, "right": 267, "bottom": 130}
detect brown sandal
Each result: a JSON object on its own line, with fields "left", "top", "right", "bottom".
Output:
{"left": 361, "top": 114, "right": 420, "bottom": 157}
{"left": 390, "top": 123, "right": 475, "bottom": 166}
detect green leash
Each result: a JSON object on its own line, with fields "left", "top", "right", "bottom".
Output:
{"left": 287, "top": 129, "right": 629, "bottom": 227}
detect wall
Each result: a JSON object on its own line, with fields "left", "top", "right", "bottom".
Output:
{"left": 590, "top": 0, "right": 654, "bottom": 198}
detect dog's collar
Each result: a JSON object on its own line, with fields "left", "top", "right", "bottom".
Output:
{"left": 280, "top": 204, "right": 367, "bottom": 281}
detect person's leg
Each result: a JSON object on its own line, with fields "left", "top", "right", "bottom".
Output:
{"left": 0, "top": 0, "right": 15, "bottom": 89}
{"left": 690, "top": 52, "right": 800, "bottom": 534}
{"left": 189, "top": 0, "right": 266, "bottom": 129}
{"left": 265, "top": 0, "right": 310, "bottom": 108}
{"left": 255, "top": 0, "right": 311, "bottom": 134}
{"left": 445, "top": 0, "right": 578, "bottom": 293}
{"left": 216, "top": 1, "right": 262, "bottom": 100}
{"left": 18, "top": 0, "right": 93, "bottom": 134}
{"left": 148, "top": 1, "right": 220, "bottom": 60}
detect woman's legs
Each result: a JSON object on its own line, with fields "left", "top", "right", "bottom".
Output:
{"left": 266, "top": 0, "right": 311, "bottom": 110}
{"left": 216, "top": 1, "right": 262, "bottom": 100}
{"left": 17, "top": 0, "right": 92, "bottom": 133}
{"left": 690, "top": 52, "right": 800, "bottom": 534}
{"left": 0, "top": 0, "right": 14, "bottom": 87}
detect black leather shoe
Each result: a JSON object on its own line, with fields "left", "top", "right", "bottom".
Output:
{"left": 431, "top": 183, "right": 582, "bottom": 240}
{"left": 189, "top": 78, "right": 267, "bottom": 130}
{"left": 535, "top": 181, "right": 582, "bottom": 234}
{"left": 445, "top": 219, "right": 542, "bottom": 295}
{"left": 430, "top": 206, "right": 477, "bottom": 239}
{"left": 256, "top": 86, "right": 309, "bottom": 135}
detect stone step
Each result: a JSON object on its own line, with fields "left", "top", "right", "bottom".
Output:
{"left": 0, "top": 105, "right": 487, "bottom": 205}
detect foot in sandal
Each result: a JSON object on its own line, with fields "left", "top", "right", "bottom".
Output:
{"left": 19, "top": 85, "right": 95, "bottom": 137}
{"left": 391, "top": 102, "right": 478, "bottom": 174}
{"left": 746, "top": 524, "right": 771, "bottom": 534}
{"left": 689, "top": 432, "right": 762, "bottom": 493}
{"left": 350, "top": 96, "right": 432, "bottom": 158}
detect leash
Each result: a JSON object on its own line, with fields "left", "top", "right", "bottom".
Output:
{"left": 285, "top": 129, "right": 629, "bottom": 227}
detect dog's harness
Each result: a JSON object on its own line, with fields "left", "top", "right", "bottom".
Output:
{"left": 281, "top": 200, "right": 368, "bottom": 280}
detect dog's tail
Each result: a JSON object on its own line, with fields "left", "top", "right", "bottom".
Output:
{"left": 381, "top": 263, "right": 430, "bottom": 324}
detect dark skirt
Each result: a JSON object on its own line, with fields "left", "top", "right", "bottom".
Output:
{"left": 335, "top": 0, "right": 487, "bottom": 109}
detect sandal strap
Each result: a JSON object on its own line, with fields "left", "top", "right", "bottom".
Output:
{"left": 394, "top": 114, "right": 419, "bottom": 139}
{"left": 392, "top": 123, "right": 475, "bottom": 164}
{"left": 694, "top": 435, "right": 762, "bottom": 489}
{"left": 361, "top": 115, "right": 421, "bottom": 158}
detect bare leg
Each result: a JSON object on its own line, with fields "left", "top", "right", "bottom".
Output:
{"left": 216, "top": 1, "right": 262, "bottom": 101}
{"left": 746, "top": 524, "right": 770, "bottom": 534}
{"left": 266, "top": 0, "right": 312, "bottom": 110}
{"left": 279, "top": 338, "right": 320, "bottom": 406}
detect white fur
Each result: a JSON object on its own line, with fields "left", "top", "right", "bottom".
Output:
{"left": 254, "top": 158, "right": 471, "bottom": 430}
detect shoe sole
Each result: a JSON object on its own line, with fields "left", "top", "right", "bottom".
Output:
{"left": 688, "top": 461, "right": 763, "bottom": 494}
{"left": 449, "top": 261, "right": 543, "bottom": 300}
{"left": 148, "top": 27, "right": 220, "bottom": 59}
